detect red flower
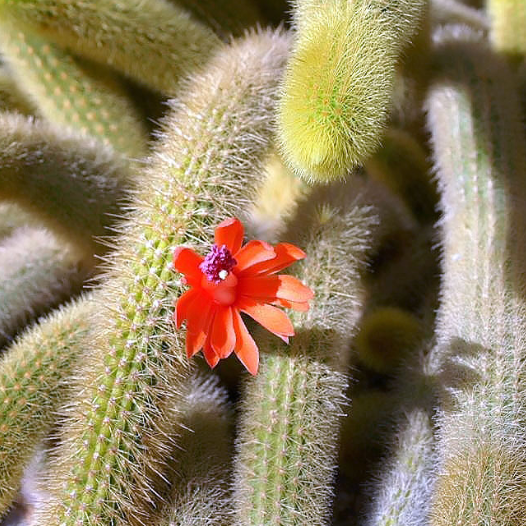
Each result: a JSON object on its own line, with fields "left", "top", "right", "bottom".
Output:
{"left": 173, "top": 217, "right": 313, "bottom": 375}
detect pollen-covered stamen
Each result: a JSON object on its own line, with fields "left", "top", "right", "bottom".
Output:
{"left": 199, "top": 244, "right": 237, "bottom": 283}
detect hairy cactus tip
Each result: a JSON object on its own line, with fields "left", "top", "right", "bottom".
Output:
{"left": 173, "top": 216, "right": 314, "bottom": 375}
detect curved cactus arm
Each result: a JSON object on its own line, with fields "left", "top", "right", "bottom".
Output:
{"left": 0, "top": 112, "right": 134, "bottom": 259}
{"left": 0, "top": 296, "right": 95, "bottom": 518}
{"left": 160, "top": 373, "right": 233, "bottom": 526}
{"left": 430, "top": 0, "right": 489, "bottom": 32}
{"left": 233, "top": 185, "right": 378, "bottom": 526}
{"left": 277, "top": 0, "right": 427, "bottom": 182}
{"left": 31, "top": 29, "right": 290, "bottom": 526}
{"left": 0, "top": 0, "right": 221, "bottom": 95}
{"left": 0, "top": 21, "right": 148, "bottom": 156}
{"left": 0, "top": 226, "right": 90, "bottom": 348}
{"left": 425, "top": 26, "right": 526, "bottom": 525}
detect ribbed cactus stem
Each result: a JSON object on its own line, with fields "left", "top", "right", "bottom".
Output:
{"left": 32, "top": 29, "right": 290, "bottom": 526}
{"left": 278, "top": 0, "right": 427, "bottom": 181}
{"left": 0, "top": 112, "right": 133, "bottom": 260}
{"left": 0, "top": 21, "right": 148, "bottom": 155}
{"left": 0, "top": 0, "right": 221, "bottom": 94}
{"left": 487, "top": 0, "right": 526, "bottom": 57}
{"left": 0, "top": 226, "right": 89, "bottom": 347}
{"left": 362, "top": 347, "right": 438, "bottom": 526}
{"left": 0, "top": 297, "right": 94, "bottom": 518}
{"left": 160, "top": 373, "right": 232, "bottom": 526}
{"left": 233, "top": 187, "right": 378, "bottom": 525}
{"left": 426, "top": 27, "right": 526, "bottom": 525}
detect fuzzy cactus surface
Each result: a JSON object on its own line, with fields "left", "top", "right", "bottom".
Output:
{"left": 2, "top": 2, "right": 526, "bottom": 525}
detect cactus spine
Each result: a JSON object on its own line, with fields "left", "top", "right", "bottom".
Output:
{"left": 233, "top": 185, "right": 378, "bottom": 525}
{"left": 32, "top": 29, "right": 290, "bottom": 526}
{"left": 426, "top": 27, "right": 526, "bottom": 525}
{"left": 0, "top": 297, "right": 94, "bottom": 517}
{"left": 0, "top": 21, "right": 148, "bottom": 155}
{"left": 0, "top": 0, "right": 221, "bottom": 95}
{"left": 0, "top": 112, "right": 133, "bottom": 260}
{"left": 277, "top": 0, "right": 427, "bottom": 182}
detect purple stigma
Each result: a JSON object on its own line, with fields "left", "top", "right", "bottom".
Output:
{"left": 199, "top": 244, "right": 237, "bottom": 283}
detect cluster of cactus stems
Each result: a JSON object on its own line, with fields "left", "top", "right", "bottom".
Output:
{"left": 1, "top": 0, "right": 526, "bottom": 525}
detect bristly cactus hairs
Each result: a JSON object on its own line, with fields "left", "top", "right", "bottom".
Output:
{"left": 426, "top": 26, "right": 526, "bottom": 525}
{"left": 277, "top": 0, "right": 427, "bottom": 182}
{"left": 31, "top": 29, "right": 291, "bottom": 526}
{"left": 233, "top": 183, "right": 378, "bottom": 525}
{"left": 0, "top": 297, "right": 94, "bottom": 518}
{"left": 0, "top": 0, "right": 221, "bottom": 95}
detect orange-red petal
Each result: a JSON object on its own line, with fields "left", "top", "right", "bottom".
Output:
{"left": 234, "top": 240, "right": 276, "bottom": 273}
{"left": 237, "top": 297, "right": 294, "bottom": 342}
{"left": 273, "top": 298, "right": 311, "bottom": 312}
{"left": 215, "top": 217, "right": 244, "bottom": 254}
{"left": 210, "top": 306, "right": 236, "bottom": 359}
{"left": 185, "top": 300, "right": 215, "bottom": 358}
{"left": 232, "top": 310, "right": 259, "bottom": 375}
{"left": 203, "top": 337, "right": 220, "bottom": 368}
{"left": 246, "top": 242, "right": 306, "bottom": 276}
{"left": 237, "top": 275, "right": 314, "bottom": 303}
{"left": 173, "top": 247, "right": 203, "bottom": 285}
{"left": 174, "top": 288, "right": 200, "bottom": 328}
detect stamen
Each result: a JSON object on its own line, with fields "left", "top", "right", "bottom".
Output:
{"left": 199, "top": 244, "right": 237, "bottom": 283}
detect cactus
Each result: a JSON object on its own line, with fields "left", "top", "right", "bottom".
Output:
{"left": 0, "top": 112, "right": 134, "bottom": 260}
{"left": 0, "top": 0, "right": 221, "bottom": 95}
{"left": 0, "top": 297, "right": 94, "bottom": 517}
{"left": 233, "top": 183, "right": 378, "bottom": 525}
{"left": 0, "top": 21, "right": 148, "bottom": 155}
{"left": 160, "top": 373, "right": 233, "bottom": 526}
{"left": 425, "top": 26, "right": 526, "bottom": 525}
{"left": 31, "top": 29, "right": 290, "bottom": 526}
{"left": 0, "top": 226, "right": 90, "bottom": 347}
{"left": 277, "top": 0, "right": 427, "bottom": 181}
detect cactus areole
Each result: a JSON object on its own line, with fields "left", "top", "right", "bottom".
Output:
{"left": 173, "top": 217, "right": 314, "bottom": 375}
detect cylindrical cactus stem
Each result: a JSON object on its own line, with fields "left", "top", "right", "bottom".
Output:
{"left": 0, "top": 21, "right": 148, "bottom": 155}
{"left": 0, "top": 112, "right": 134, "bottom": 260}
{"left": 160, "top": 373, "right": 233, "bottom": 526}
{"left": 0, "top": 296, "right": 95, "bottom": 518}
{"left": 361, "top": 347, "right": 438, "bottom": 526}
{"left": 277, "top": 0, "right": 428, "bottom": 182}
{"left": 0, "top": 226, "right": 90, "bottom": 348}
{"left": 425, "top": 26, "right": 526, "bottom": 525}
{"left": 0, "top": 0, "right": 221, "bottom": 95}
{"left": 233, "top": 184, "right": 379, "bottom": 525}
{"left": 487, "top": 0, "right": 526, "bottom": 58}
{"left": 32, "top": 29, "right": 291, "bottom": 526}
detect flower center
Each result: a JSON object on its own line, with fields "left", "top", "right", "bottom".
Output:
{"left": 199, "top": 244, "right": 237, "bottom": 283}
